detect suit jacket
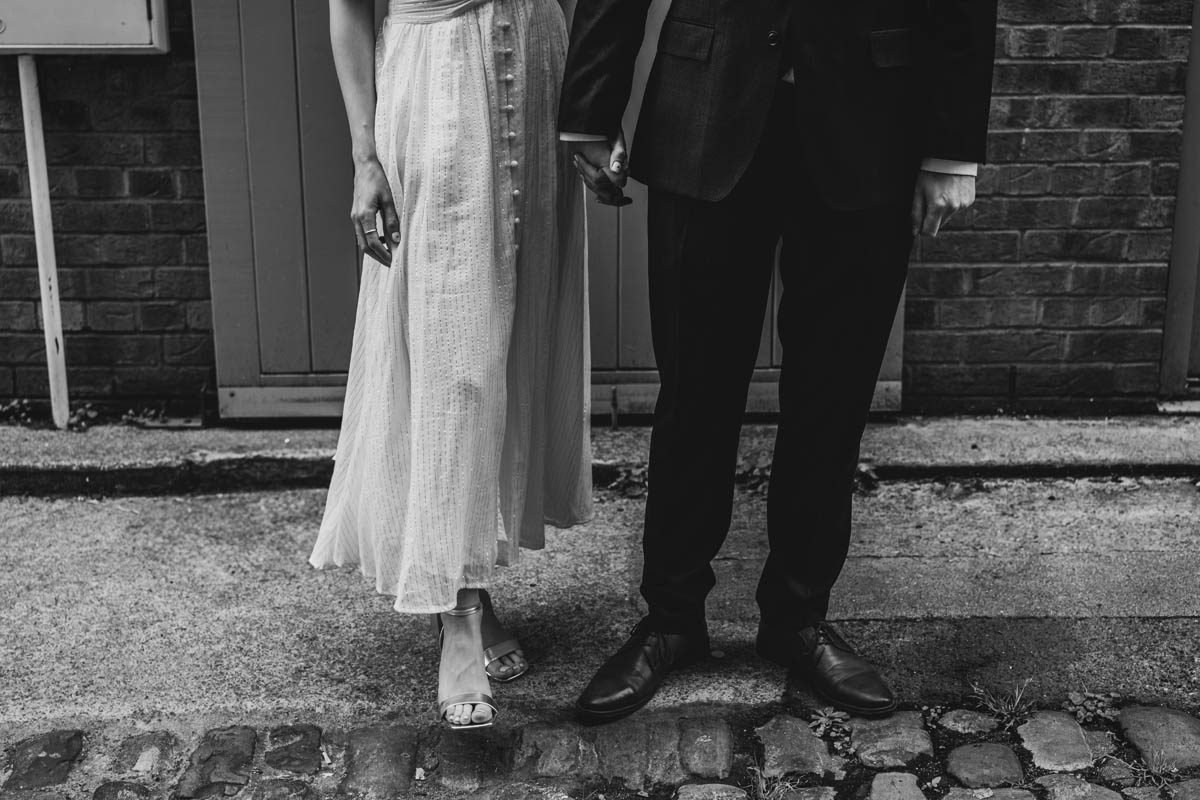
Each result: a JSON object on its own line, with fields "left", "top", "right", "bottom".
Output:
{"left": 559, "top": 0, "right": 998, "bottom": 208}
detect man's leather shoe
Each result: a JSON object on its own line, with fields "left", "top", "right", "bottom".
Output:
{"left": 575, "top": 619, "right": 709, "bottom": 724}
{"left": 756, "top": 620, "right": 897, "bottom": 717}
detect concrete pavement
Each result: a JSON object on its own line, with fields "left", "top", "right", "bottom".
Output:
{"left": 2, "top": 417, "right": 1199, "bottom": 798}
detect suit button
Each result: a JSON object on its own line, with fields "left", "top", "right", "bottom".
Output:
{"left": 767, "top": 30, "right": 780, "bottom": 46}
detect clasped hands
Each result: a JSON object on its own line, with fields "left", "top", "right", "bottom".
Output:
{"left": 568, "top": 133, "right": 976, "bottom": 237}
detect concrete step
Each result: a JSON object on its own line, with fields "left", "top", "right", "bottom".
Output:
{"left": 4, "top": 416, "right": 1200, "bottom": 495}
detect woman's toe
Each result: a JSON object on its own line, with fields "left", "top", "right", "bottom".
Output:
{"left": 471, "top": 704, "right": 493, "bottom": 724}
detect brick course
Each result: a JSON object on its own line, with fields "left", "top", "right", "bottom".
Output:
{"left": 0, "top": 0, "right": 210, "bottom": 406}
{"left": 905, "top": 0, "right": 1191, "bottom": 412}
{"left": 0, "top": 0, "right": 1193, "bottom": 413}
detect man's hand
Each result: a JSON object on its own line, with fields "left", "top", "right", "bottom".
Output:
{"left": 910, "top": 171, "right": 976, "bottom": 237}
{"left": 569, "top": 132, "right": 631, "bottom": 207}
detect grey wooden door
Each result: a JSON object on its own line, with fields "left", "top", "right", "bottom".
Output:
{"left": 196, "top": 0, "right": 901, "bottom": 418}
{"left": 1161, "top": 0, "right": 1200, "bottom": 400}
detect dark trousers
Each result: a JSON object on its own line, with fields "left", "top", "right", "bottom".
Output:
{"left": 640, "top": 82, "right": 915, "bottom": 634}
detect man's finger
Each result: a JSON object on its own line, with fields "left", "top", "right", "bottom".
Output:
{"left": 608, "top": 134, "right": 629, "bottom": 188}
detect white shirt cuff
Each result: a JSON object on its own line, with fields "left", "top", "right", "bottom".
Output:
{"left": 921, "top": 158, "right": 978, "bottom": 177}
{"left": 559, "top": 131, "right": 609, "bottom": 142}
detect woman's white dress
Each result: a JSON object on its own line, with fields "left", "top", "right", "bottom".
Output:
{"left": 308, "top": 0, "right": 592, "bottom": 613}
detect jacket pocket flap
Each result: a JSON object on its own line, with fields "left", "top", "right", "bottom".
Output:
{"left": 658, "top": 19, "right": 714, "bottom": 61}
{"left": 869, "top": 26, "right": 916, "bottom": 68}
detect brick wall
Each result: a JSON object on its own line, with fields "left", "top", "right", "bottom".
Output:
{"left": 0, "top": 0, "right": 211, "bottom": 408}
{"left": 905, "top": 0, "right": 1192, "bottom": 413}
{"left": 0, "top": 0, "right": 1194, "bottom": 414}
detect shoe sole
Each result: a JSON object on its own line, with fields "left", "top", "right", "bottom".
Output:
{"left": 574, "top": 693, "right": 655, "bottom": 725}
{"left": 755, "top": 638, "right": 897, "bottom": 719}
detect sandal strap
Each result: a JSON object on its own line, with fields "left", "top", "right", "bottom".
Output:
{"left": 443, "top": 602, "right": 483, "bottom": 617}
{"left": 438, "top": 692, "right": 497, "bottom": 716}
{"left": 483, "top": 638, "right": 521, "bottom": 667}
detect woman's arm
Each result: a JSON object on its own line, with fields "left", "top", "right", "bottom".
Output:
{"left": 329, "top": 0, "right": 399, "bottom": 264}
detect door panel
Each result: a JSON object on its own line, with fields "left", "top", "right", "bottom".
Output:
{"left": 240, "top": 0, "right": 313, "bottom": 374}
{"left": 295, "top": 1, "right": 360, "bottom": 372}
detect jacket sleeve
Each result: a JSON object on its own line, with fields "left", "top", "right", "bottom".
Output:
{"left": 558, "top": 0, "right": 655, "bottom": 138}
{"left": 922, "top": 0, "right": 998, "bottom": 164}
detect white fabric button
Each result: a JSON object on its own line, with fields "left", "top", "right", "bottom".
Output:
{"left": 507, "top": 131, "right": 517, "bottom": 140}
{"left": 509, "top": 160, "right": 519, "bottom": 168}
{"left": 503, "top": 105, "right": 515, "bottom": 113}
{"left": 512, "top": 189, "right": 521, "bottom": 197}
{"left": 514, "top": 217, "right": 521, "bottom": 225}
{"left": 504, "top": 74, "right": 515, "bottom": 82}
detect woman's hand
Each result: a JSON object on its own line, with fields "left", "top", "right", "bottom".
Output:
{"left": 352, "top": 156, "right": 402, "bottom": 267}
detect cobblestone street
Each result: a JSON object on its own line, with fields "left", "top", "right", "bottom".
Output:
{"left": 2, "top": 419, "right": 1199, "bottom": 799}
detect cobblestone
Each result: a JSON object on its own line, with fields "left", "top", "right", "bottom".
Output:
{"left": 338, "top": 725, "right": 417, "bottom": 800}
{"left": 113, "top": 731, "right": 178, "bottom": 778}
{"left": 676, "top": 785, "right": 748, "bottom": 800}
{"left": 264, "top": 725, "right": 322, "bottom": 775}
{"left": 177, "top": 726, "right": 257, "bottom": 799}
{"left": 592, "top": 718, "right": 655, "bottom": 787}
{"left": 779, "top": 788, "right": 837, "bottom": 800}
{"left": 851, "top": 712, "right": 934, "bottom": 768}
{"left": 946, "top": 743, "right": 1024, "bottom": 788}
{"left": 867, "top": 772, "right": 926, "bottom": 800}
{"left": 754, "top": 714, "right": 846, "bottom": 780}
{"left": 515, "top": 722, "right": 597, "bottom": 778}
{"left": 92, "top": 780, "right": 151, "bottom": 800}
{"left": 3, "top": 729, "right": 85, "bottom": 790}
{"left": 1085, "top": 730, "right": 1117, "bottom": 761}
{"left": 678, "top": 718, "right": 735, "bottom": 780}
{"left": 1018, "top": 711, "right": 1093, "bottom": 771}
{"left": 937, "top": 710, "right": 999, "bottom": 735}
{"left": 944, "top": 789, "right": 1035, "bottom": 800}
{"left": 1170, "top": 781, "right": 1200, "bottom": 800}
{"left": 432, "top": 727, "right": 509, "bottom": 793}
{"left": 1097, "top": 762, "right": 1135, "bottom": 787}
{"left": 251, "top": 779, "right": 312, "bottom": 800}
{"left": 1119, "top": 707, "right": 1200, "bottom": 769}
{"left": 1037, "top": 774, "right": 1123, "bottom": 800}
{"left": 1122, "top": 788, "right": 1163, "bottom": 800}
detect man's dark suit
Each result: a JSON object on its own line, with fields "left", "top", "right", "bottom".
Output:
{"left": 560, "top": 0, "right": 996, "bottom": 651}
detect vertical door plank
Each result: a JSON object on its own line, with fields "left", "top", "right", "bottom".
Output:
{"left": 193, "top": 0, "right": 261, "bottom": 388}
{"left": 588, "top": 202, "right": 621, "bottom": 369}
{"left": 241, "top": 0, "right": 312, "bottom": 374}
{"left": 294, "top": 1, "right": 358, "bottom": 373}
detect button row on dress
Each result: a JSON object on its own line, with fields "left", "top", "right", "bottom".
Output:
{"left": 496, "top": 11, "right": 521, "bottom": 242}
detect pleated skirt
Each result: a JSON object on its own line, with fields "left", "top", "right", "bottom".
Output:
{"left": 308, "top": 0, "right": 592, "bottom": 613}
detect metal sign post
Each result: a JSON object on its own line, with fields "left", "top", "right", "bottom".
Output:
{"left": 17, "top": 54, "right": 69, "bottom": 428}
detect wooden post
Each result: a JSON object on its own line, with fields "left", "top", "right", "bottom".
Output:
{"left": 17, "top": 54, "right": 69, "bottom": 429}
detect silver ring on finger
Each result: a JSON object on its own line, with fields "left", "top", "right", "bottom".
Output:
{"left": 363, "top": 228, "right": 377, "bottom": 235}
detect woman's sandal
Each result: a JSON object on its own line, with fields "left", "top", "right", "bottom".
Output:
{"left": 436, "top": 603, "right": 498, "bottom": 731}
{"left": 479, "top": 590, "right": 528, "bottom": 683}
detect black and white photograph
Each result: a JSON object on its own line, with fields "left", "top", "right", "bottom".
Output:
{"left": 1, "top": 0, "right": 1200, "bottom": 797}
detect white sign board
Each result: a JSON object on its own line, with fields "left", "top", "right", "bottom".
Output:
{"left": 0, "top": 0, "right": 169, "bottom": 54}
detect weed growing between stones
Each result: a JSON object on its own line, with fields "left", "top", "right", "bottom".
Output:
{"left": 744, "top": 765, "right": 804, "bottom": 800}
{"left": 807, "top": 707, "right": 855, "bottom": 758}
{"left": 1062, "top": 691, "right": 1121, "bottom": 723}
{"left": 969, "top": 678, "right": 1034, "bottom": 731}
{"left": 1103, "top": 751, "right": 1181, "bottom": 789}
